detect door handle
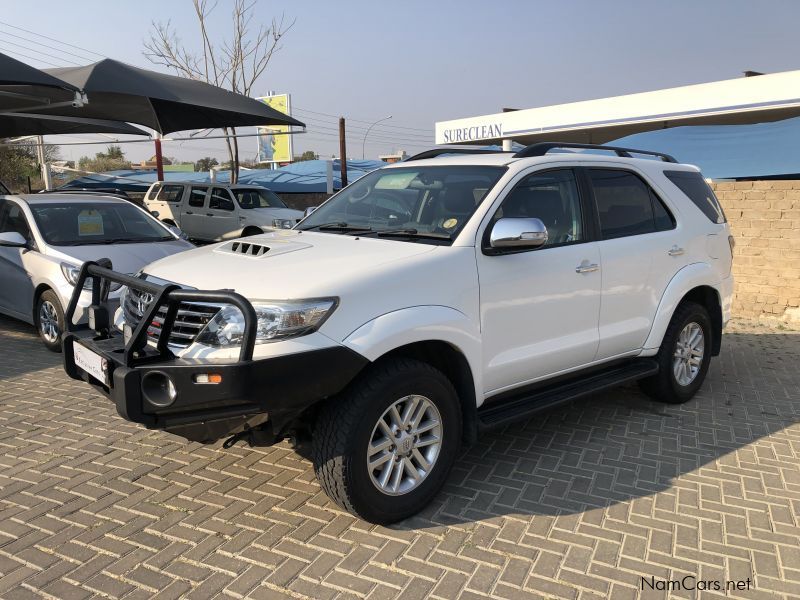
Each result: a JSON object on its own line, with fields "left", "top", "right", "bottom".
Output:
{"left": 185, "top": 211, "right": 193, "bottom": 214}
{"left": 575, "top": 263, "right": 599, "bottom": 274}
{"left": 206, "top": 213, "right": 214, "bottom": 217}
{"left": 668, "top": 245, "right": 685, "bottom": 256}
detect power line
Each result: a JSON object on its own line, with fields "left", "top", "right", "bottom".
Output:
{"left": 0, "top": 45, "right": 63, "bottom": 68}
{"left": 293, "top": 106, "right": 432, "bottom": 133}
{"left": 294, "top": 113, "right": 433, "bottom": 142}
{"left": 0, "top": 27, "right": 98, "bottom": 63}
{"left": 0, "top": 38, "right": 80, "bottom": 66}
{"left": 0, "top": 19, "right": 105, "bottom": 59}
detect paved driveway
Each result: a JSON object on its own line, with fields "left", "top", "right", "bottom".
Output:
{"left": 0, "top": 315, "right": 798, "bottom": 599}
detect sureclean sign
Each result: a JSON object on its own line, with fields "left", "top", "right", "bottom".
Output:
{"left": 441, "top": 123, "right": 503, "bottom": 143}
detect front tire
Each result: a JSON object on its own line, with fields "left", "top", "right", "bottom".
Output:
{"left": 312, "top": 358, "right": 461, "bottom": 524}
{"left": 639, "top": 301, "right": 712, "bottom": 404}
{"left": 35, "top": 290, "right": 65, "bottom": 353}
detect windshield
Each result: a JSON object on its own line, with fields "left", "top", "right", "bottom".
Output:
{"left": 296, "top": 165, "right": 506, "bottom": 243}
{"left": 29, "top": 202, "right": 174, "bottom": 246}
{"left": 233, "top": 188, "right": 287, "bottom": 209}
{"left": 0, "top": 181, "right": 9, "bottom": 195}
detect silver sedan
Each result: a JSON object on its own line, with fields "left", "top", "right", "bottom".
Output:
{"left": 0, "top": 193, "right": 194, "bottom": 350}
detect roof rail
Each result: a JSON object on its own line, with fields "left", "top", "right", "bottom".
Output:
{"left": 513, "top": 142, "right": 678, "bottom": 163}
{"left": 404, "top": 148, "right": 506, "bottom": 162}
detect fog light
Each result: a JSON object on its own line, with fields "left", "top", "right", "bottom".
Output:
{"left": 142, "top": 371, "right": 177, "bottom": 407}
{"left": 194, "top": 373, "right": 222, "bottom": 384}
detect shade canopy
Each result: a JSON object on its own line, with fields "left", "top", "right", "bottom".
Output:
{"left": 0, "top": 52, "right": 79, "bottom": 90}
{"left": 0, "top": 112, "right": 147, "bottom": 138}
{"left": 435, "top": 70, "right": 800, "bottom": 146}
{"left": 27, "top": 59, "right": 305, "bottom": 134}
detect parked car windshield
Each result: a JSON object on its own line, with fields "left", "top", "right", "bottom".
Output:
{"left": 233, "top": 188, "right": 287, "bottom": 209}
{"left": 296, "top": 165, "right": 506, "bottom": 243}
{"left": 28, "top": 202, "right": 174, "bottom": 246}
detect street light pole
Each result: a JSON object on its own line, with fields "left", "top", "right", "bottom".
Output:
{"left": 362, "top": 115, "right": 392, "bottom": 159}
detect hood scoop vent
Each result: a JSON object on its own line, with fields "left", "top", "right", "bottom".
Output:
{"left": 227, "top": 241, "right": 270, "bottom": 256}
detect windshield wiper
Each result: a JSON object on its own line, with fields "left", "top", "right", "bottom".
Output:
{"left": 363, "top": 228, "right": 452, "bottom": 241}
{"left": 302, "top": 222, "right": 373, "bottom": 233}
{"left": 83, "top": 237, "right": 161, "bottom": 245}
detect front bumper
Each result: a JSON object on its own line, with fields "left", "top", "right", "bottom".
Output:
{"left": 62, "top": 262, "right": 368, "bottom": 442}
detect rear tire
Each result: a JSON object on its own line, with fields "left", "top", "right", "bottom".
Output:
{"left": 639, "top": 301, "right": 712, "bottom": 404}
{"left": 312, "top": 358, "right": 461, "bottom": 524}
{"left": 35, "top": 290, "right": 65, "bottom": 353}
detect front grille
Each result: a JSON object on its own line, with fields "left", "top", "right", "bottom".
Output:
{"left": 123, "top": 285, "right": 219, "bottom": 348}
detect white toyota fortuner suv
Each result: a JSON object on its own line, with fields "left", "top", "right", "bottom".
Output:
{"left": 63, "top": 143, "right": 733, "bottom": 524}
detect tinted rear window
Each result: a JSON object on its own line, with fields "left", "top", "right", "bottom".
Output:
{"left": 156, "top": 184, "right": 185, "bottom": 203}
{"left": 664, "top": 170, "right": 726, "bottom": 224}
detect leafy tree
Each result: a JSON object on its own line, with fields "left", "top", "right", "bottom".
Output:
{"left": 195, "top": 156, "right": 219, "bottom": 172}
{"left": 295, "top": 150, "right": 318, "bottom": 162}
{"left": 0, "top": 141, "right": 60, "bottom": 192}
{"left": 78, "top": 145, "right": 131, "bottom": 173}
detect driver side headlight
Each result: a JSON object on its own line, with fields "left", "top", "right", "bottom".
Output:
{"left": 196, "top": 298, "right": 337, "bottom": 347}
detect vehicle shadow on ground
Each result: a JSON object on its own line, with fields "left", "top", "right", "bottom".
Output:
{"left": 0, "top": 315, "right": 63, "bottom": 381}
{"left": 391, "top": 329, "right": 800, "bottom": 529}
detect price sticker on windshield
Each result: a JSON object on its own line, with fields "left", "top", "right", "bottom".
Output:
{"left": 78, "top": 210, "right": 104, "bottom": 236}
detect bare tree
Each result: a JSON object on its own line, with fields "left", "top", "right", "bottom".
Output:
{"left": 144, "top": 0, "right": 293, "bottom": 182}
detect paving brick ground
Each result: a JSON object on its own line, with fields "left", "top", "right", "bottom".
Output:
{"left": 0, "top": 314, "right": 798, "bottom": 599}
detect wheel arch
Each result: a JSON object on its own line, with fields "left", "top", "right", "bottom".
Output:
{"left": 341, "top": 306, "right": 483, "bottom": 445}
{"left": 32, "top": 282, "right": 54, "bottom": 323}
{"left": 378, "top": 340, "right": 478, "bottom": 446}
{"left": 644, "top": 263, "right": 724, "bottom": 356}
{"left": 241, "top": 226, "right": 264, "bottom": 237}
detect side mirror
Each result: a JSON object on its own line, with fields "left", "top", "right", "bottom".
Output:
{"left": 151, "top": 210, "right": 160, "bottom": 218}
{"left": 304, "top": 206, "right": 318, "bottom": 218}
{"left": 0, "top": 232, "right": 27, "bottom": 248}
{"left": 489, "top": 218, "right": 548, "bottom": 250}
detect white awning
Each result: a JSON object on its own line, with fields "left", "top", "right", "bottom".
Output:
{"left": 435, "top": 70, "right": 800, "bottom": 146}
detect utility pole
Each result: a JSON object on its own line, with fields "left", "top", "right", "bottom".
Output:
{"left": 36, "top": 136, "right": 53, "bottom": 191}
{"left": 339, "top": 117, "right": 348, "bottom": 188}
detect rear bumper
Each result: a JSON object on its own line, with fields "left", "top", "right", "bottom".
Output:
{"left": 64, "top": 332, "right": 368, "bottom": 442}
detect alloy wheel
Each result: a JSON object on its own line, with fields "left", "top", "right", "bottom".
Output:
{"left": 672, "top": 322, "right": 705, "bottom": 386}
{"left": 39, "top": 300, "right": 60, "bottom": 344}
{"left": 367, "top": 395, "right": 443, "bottom": 496}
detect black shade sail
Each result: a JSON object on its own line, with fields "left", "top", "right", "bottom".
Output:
{"left": 0, "top": 52, "right": 79, "bottom": 90}
{"left": 0, "top": 113, "right": 148, "bottom": 137}
{"left": 33, "top": 59, "right": 305, "bottom": 134}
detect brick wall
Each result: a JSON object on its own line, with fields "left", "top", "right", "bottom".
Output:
{"left": 712, "top": 180, "right": 800, "bottom": 325}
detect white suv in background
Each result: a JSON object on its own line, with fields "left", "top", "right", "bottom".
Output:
{"left": 144, "top": 182, "right": 304, "bottom": 242}
{"left": 64, "top": 143, "right": 733, "bottom": 524}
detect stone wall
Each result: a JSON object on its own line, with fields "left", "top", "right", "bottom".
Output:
{"left": 712, "top": 180, "right": 800, "bottom": 325}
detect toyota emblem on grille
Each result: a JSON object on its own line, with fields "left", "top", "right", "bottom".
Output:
{"left": 135, "top": 292, "right": 154, "bottom": 314}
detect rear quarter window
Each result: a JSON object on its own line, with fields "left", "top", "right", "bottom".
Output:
{"left": 156, "top": 184, "right": 185, "bottom": 203}
{"left": 664, "top": 170, "right": 726, "bottom": 224}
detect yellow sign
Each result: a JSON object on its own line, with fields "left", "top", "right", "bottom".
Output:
{"left": 256, "top": 94, "right": 293, "bottom": 164}
{"left": 77, "top": 210, "right": 104, "bottom": 236}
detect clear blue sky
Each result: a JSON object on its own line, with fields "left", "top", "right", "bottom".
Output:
{"left": 3, "top": 0, "right": 800, "bottom": 164}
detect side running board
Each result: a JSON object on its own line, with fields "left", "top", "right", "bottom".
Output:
{"left": 477, "top": 359, "right": 659, "bottom": 430}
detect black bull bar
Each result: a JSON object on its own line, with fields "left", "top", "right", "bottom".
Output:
{"left": 64, "top": 260, "right": 257, "bottom": 365}
{"left": 61, "top": 261, "right": 368, "bottom": 443}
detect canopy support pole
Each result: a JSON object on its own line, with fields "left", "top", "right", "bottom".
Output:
{"left": 153, "top": 132, "right": 164, "bottom": 180}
